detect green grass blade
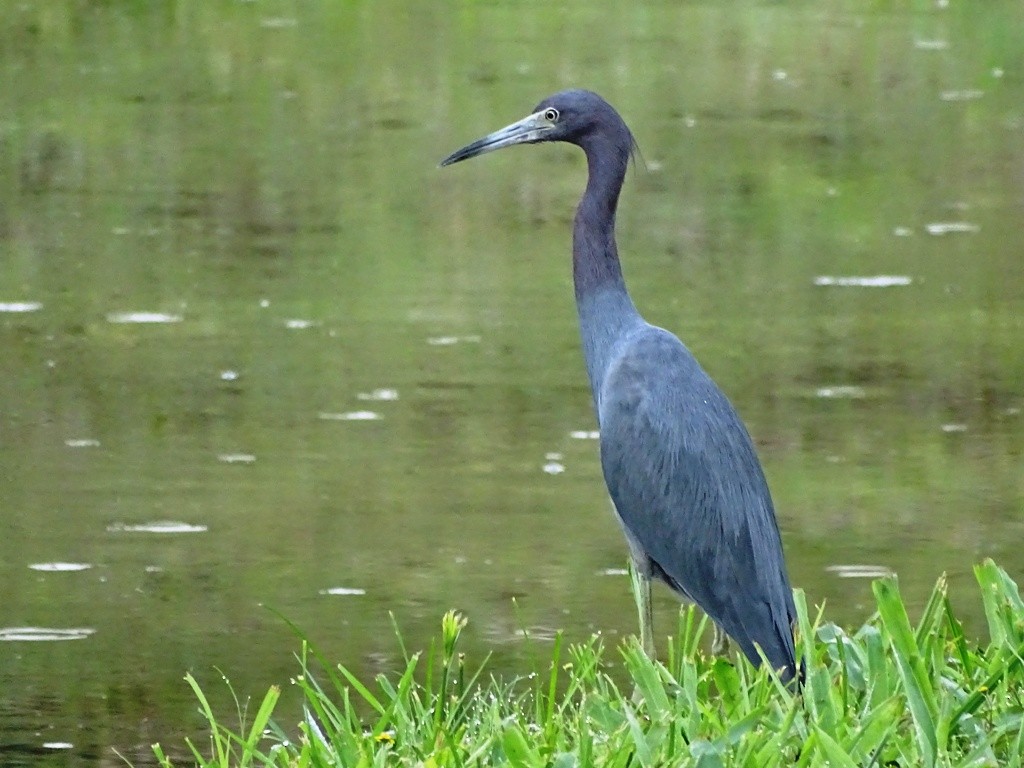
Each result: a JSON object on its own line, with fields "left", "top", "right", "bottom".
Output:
{"left": 621, "top": 639, "right": 671, "bottom": 718}
{"left": 815, "top": 727, "right": 860, "bottom": 768}
{"left": 241, "top": 685, "right": 280, "bottom": 762}
{"left": 502, "top": 722, "right": 543, "bottom": 768}
{"left": 873, "top": 577, "right": 938, "bottom": 766}
{"left": 183, "top": 673, "right": 230, "bottom": 767}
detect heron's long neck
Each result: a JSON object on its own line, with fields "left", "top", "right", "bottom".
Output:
{"left": 573, "top": 136, "right": 643, "bottom": 401}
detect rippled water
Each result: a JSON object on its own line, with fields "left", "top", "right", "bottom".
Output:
{"left": 1, "top": 0, "right": 1023, "bottom": 764}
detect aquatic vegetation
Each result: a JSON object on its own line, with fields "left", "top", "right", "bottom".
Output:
{"left": 154, "top": 560, "right": 1024, "bottom": 767}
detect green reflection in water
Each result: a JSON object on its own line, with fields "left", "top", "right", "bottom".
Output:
{"left": 0, "top": 0, "right": 1022, "bottom": 762}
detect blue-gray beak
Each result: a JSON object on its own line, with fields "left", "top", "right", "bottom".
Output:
{"left": 440, "top": 111, "right": 554, "bottom": 167}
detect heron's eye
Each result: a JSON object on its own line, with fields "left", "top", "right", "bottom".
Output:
{"left": 543, "top": 108, "right": 559, "bottom": 123}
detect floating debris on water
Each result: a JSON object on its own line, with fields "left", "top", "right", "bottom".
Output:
{"left": 813, "top": 275, "right": 912, "bottom": 288}
{"left": 569, "top": 429, "right": 600, "bottom": 440}
{"left": 0, "top": 301, "right": 43, "bottom": 313}
{"left": 545, "top": 452, "right": 563, "bottom": 461}
{"left": 217, "top": 453, "right": 256, "bottom": 464}
{"left": 826, "top": 564, "right": 894, "bottom": 579}
{"left": 317, "top": 410, "right": 382, "bottom": 421}
{"left": 491, "top": 625, "right": 559, "bottom": 643}
{"left": 106, "top": 312, "right": 183, "bottom": 324}
{"left": 940, "top": 89, "right": 984, "bottom": 102}
{"left": 0, "top": 627, "right": 96, "bottom": 642}
{"left": 65, "top": 438, "right": 100, "bottom": 448}
{"left": 941, "top": 423, "right": 968, "bottom": 433}
{"left": 284, "top": 318, "right": 316, "bottom": 330}
{"left": 542, "top": 461, "right": 565, "bottom": 475}
{"left": 107, "top": 521, "right": 208, "bottom": 534}
{"left": 913, "top": 38, "right": 948, "bottom": 50}
{"left": 892, "top": 226, "right": 913, "bottom": 237}
{"left": 220, "top": 370, "right": 240, "bottom": 381}
{"left": 427, "top": 335, "right": 481, "bottom": 346}
{"left": 42, "top": 743, "right": 74, "bottom": 750}
{"left": 925, "top": 222, "right": 979, "bottom": 235}
{"left": 29, "top": 561, "right": 92, "bottom": 573}
{"left": 815, "top": 386, "right": 867, "bottom": 399}
{"left": 357, "top": 388, "right": 399, "bottom": 401}
{"left": 598, "top": 567, "right": 629, "bottom": 576}
{"left": 319, "top": 587, "right": 366, "bottom": 596}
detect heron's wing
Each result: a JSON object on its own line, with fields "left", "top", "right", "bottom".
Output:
{"left": 597, "top": 327, "right": 797, "bottom": 675}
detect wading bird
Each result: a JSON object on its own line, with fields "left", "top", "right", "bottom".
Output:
{"left": 441, "top": 90, "right": 799, "bottom": 682}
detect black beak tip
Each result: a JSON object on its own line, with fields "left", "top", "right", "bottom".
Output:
{"left": 439, "top": 148, "right": 471, "bottom": 168}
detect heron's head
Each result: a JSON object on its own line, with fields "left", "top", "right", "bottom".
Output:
{"left": 440, "top": 89, "right": 636, "bottom": 167}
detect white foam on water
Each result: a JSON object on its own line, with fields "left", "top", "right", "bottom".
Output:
{"left": 940, "top": 89, "right": 984, "bottom": 102}
{"left": 826, "top": 564, "right": 894, "bottom": 579}
{"left": 925, "top": 222, "right": 979, "bottom": 235}
{"left": 815, "top": 386, "right": 867, "bottom": 399}
{"left": 29, "top": 562, "right": 92, "bottom": 572}
{"left": 0, "top": 301, "right": 42, "bottom": 313}
{"left": 318, "top": 411, "right": 381, "bottom": 421}
{"left": 65, "top": 438, "right": 100, "bottom": 448}
{"left": 260, "top": 16, "right": 298, "bottom": 28}
{"left": 813, "top": 275, "right": 912, "bottom": 287}
{"left": 107, "top": 521, "right": 208, "bottom": 534}
{"left": 427, "top": 335, "right": 481, "bottom": 346}
{"left": 106, "top": 312, "right": 183, "bottom": 324}
{"left": 217, "top": 453, "right": 256, "bottom": 464}
{"left": 0, "top": 627, "right": 96, "bottom": 642}
{"left": 356, "top": 388, "right": 399, "bottom": 401}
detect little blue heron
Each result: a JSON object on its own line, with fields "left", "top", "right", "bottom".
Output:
{"left": 441, "top": 90, "right": 799, "bottom": 682}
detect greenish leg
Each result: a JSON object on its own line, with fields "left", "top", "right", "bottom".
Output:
{"left": 711, "top": 624, "right": 730, "bottom": 656}
{"left": 628, "top": 559, "right": 655, "bottom": 659}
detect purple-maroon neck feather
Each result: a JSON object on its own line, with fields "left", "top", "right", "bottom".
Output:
{"left": 573, "top": 127, "right": 643, "bottom": 399}
{"left": 573, "top": 132, "right": 630, "bottom": 301}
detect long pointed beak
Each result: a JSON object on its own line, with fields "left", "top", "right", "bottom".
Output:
{"left": 440, "top": 111, "right": 553, "bottom": 167}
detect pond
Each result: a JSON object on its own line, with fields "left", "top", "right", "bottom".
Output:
{"left": 1, "top": 0, "right": 1022, "bottom": 763}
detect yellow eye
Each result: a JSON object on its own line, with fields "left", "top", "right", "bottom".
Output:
{"left": 544, "top": 108, "right": 559, "bottom": 122}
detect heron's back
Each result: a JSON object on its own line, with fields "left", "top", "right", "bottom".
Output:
{"left": 596, "top": 325, "right": 798, "bottom": 678}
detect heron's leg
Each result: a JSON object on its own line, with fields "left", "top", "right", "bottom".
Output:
{"left": 628, "top": 558, "right": 655, "bottom": 659}
{"left": 711, "top": 623, "right": 730, "bottom": 656}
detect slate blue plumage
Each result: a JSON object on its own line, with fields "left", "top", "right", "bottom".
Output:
{"left": 442, "top": 90, "right": 799, "bottom": 682}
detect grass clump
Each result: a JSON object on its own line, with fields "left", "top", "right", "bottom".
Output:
{"left": 154, "top": 560, "right": 1024, "bottom": 767}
